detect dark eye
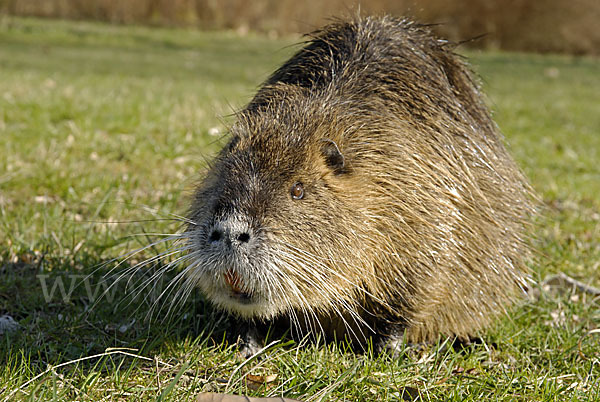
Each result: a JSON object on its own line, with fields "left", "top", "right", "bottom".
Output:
{"left": 290, "top": 182, "right": 304, "bottom": 200}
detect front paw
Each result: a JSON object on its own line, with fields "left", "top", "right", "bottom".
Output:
{"left": 236, "top": 322, "right": 264, "bottom": 358}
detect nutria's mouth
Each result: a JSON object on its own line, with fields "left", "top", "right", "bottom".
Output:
{"left": 224, "top": 269, "right": 253, "bottom": 304}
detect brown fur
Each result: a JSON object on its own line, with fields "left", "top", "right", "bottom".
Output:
{"left": 185, "top": 16, "right": 535, "bottom": 348}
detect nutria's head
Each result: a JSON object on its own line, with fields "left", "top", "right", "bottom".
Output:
{"left": 185, "top": 87, "right": 376, "bottom": 322}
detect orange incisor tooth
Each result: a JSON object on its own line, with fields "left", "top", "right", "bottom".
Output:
{"left": 225, "top": 269, "right": 244, "bottom": 293}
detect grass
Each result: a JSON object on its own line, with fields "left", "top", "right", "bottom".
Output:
{"left": 1, "top": 16, "right": 599, "bottom": 401}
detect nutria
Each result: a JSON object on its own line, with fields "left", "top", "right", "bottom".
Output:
{"left": 184, "top": 16, "right": 534, "bottom": 353}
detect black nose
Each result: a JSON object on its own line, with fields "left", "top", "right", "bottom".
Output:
{"left": 207, "top": 219, "right": 253, "bottom": 249}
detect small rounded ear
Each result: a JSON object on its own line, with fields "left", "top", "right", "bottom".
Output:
{"left": 320, "top": 139, "right": 349, "bottom": 175}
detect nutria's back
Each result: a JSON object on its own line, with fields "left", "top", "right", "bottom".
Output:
{"left": 186, "top": 16, "right": 534, "bottom": 348}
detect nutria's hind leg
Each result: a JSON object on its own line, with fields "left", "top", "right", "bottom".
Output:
{"left": 376, "top": 331, "right": 494, "bottom": 358}
{"left": 374, "top": 325, "right": 411, "bottom": 357}
{"left": 449, "top": 336, "right": 497, "bottom": 352}
{"left": 373, "top": 321, "right": 444, "bottom": 358}
{"left": 375, "top": 331, "right": 428, "bottom": 358}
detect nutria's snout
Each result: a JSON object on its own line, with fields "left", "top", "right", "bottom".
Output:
{"left": 198, "top": 216, "right": 260, "bottom": 299}
{"left": 204, "top": 217, "right": 258, "bottom": 304}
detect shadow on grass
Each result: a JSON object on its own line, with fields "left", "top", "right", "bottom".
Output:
{"left": 0, "top": 250, "right": 235, "bottom": 373}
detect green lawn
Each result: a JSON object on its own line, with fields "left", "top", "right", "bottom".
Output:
{"left": 1, "top": 17, "right": 599, "bottom": 401}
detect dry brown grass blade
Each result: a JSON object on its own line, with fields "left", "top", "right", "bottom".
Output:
{"left": 542, "top": 273, "right": 600, "bottom": 296}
